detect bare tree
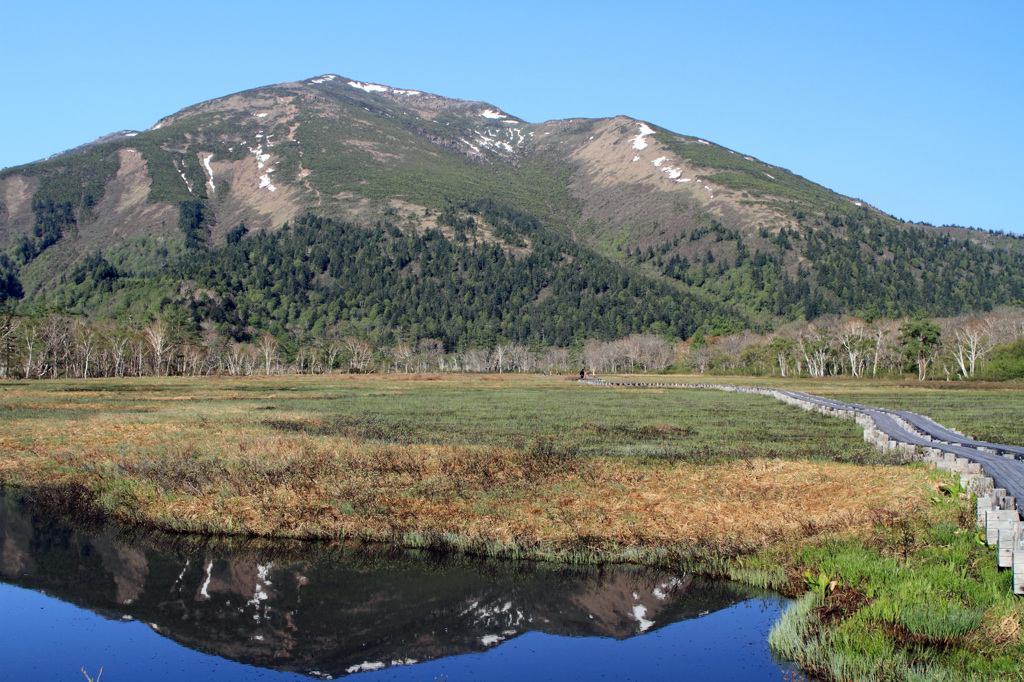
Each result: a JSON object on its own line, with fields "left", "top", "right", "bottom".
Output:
{"left": 243, "top": 344, "right": 260, "bottom": 375}
{"left": 867, "top": 319, "right": 900, "bottom": 377}
{"left": 627, "top": 334, "right": 674, "bottom": 371}
{"left": 392, "top": 342, "right": 414, "bottom": 373}
{"left": 796, "top": 329, "right": 831, "bottom": 378}
{"left": 71, "top": 321, "right": 97, "bottom": 378}
{"left": 836, "top": 319, "right": 868, "bottom": 377}
{"left": 491, "top": 343, "right": 512, "bottom": 373}
{"left": 293, "top": 346, "right": 309, "bottom": 374}
{"left": 539, "top": 347, "right": 571, "bottom": 373}
{"left": 460, "top": 348, "right": 490, "bottom": 373}
{"left": 258, "top": 333, "right": 280, "bottom": 375}
{"left": 416, "top": 339, "right": 443, "bottom": 372}
{"left": 225, "top": 342, "right": 247, "bottom": 376}
{"left": 308, "top": 346, "right": 325, "bottom": 375}
{"left": 944, "top": 317, "right": 996, "bottom": 378}
{"left": 20, "top": 320, "right": 40, "bottom": 379}
{"left": 129, "top": 337, "right": 146, "bottom": 377}
{"left": 40, "top": 315, "right": 75, "bottom": 378}
{"left": 106, "top": 327, "right": 132, "bottom": 378}
{"left": 180, "top": 342, "right": 210, "bottom": 376}
{"left": 685, "top": 346, "right": 714, "bottom": 375}
{"left": 145, "top": 319, "right": 170, "bottom": 376}
{"left": 582, "top": 339, "right": 613, "bottom": 373}
{"left": 345, "top": 337, "right": 374, "bottom": 372}
{"left": 324, "top": 339, "right": 343, "bottom": 374}
{"left": 508, "top": 343, "right": 532, "bottom": 372}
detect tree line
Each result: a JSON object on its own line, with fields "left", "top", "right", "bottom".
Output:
{"left": 682, "top": 309, "right": 1024, "bottom": 381}
{"left": 0, "top": 310, "right": 677, "bottom": 379}
{"left": 3, "top": 308, "right": 1023, "bottom": 382}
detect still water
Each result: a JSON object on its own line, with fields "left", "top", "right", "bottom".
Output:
{"left": 0, "top": 492, "right": 799, "bottom": 680}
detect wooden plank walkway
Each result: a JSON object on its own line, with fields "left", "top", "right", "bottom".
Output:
{"left": 582, "top": 378, "right": 1024, "bottom": 593}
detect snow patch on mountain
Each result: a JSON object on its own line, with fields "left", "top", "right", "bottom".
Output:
{"left": 469, "top": 125, "right": 526, "bottom": 157}
{"left": 350, "top": 81, "right": 388, "bottom": 93}
{"left": 247, "top": 143, "right": 277, "bottom": 192}
{"left": 480, "top": 109, "right": 506, "bottom": 119}
{"left": 650, "top": 156, "right": 691, "bottom": 182}
{"left": 309, "top": 74, "right": 337, "bottom": 84}
{"left": 175, "top": 165, "right": 193, "bottom": 194}
{"left": 259, "top": 171, "right": 277, "bottom": 192}
{"left": 348, "top": 81, "right": 421, "bottom": 96}
{"left": 202, "top": 153, "right": 215, "bottom": 194}
{"left": 631, "top": 122, "right": 655, "bottom": 150}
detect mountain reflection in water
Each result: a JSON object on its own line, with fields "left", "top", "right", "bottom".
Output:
{"left": 0, "top": 491, "right": 790, "bottom": 679}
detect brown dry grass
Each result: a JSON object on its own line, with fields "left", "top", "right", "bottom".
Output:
{"left": 0, "top": 374, "right": 936, "bottom": 562}
{"left": 2, "top": 428, "right": 932, "bottom": 559}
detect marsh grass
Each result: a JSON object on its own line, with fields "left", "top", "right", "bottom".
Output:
{"left": 768, "top": 486, "right": 1024, "bottom": 680}
{"left": 0, "top": 375, "right": 918, "bottom": 553}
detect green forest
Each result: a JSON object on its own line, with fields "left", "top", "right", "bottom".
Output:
{"left": 27, "top": 210, "right": 744, "bottom": 351}
{"left": 654, "top": 209, "right": 1024, "bottom": 322}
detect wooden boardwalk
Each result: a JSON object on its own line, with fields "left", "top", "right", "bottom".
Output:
{"left": 582, "top": 378, "right": 1024, "bottom": 593}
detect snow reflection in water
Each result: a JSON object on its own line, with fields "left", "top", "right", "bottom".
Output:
{"left": 0, "top": 491, "right": 798, "bottom": 680}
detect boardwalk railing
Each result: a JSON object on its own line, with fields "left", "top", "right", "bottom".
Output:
{"left": 582, "top": 378, "right": 1024, "bottom": 594}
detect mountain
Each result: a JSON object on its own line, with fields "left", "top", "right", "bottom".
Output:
{"left": 1, "top": 74, "right": 1022, "bottom": 346}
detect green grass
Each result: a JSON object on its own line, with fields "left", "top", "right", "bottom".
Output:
{"left": 769, "top": 502, "right": 1024, "bottom": 680}
{"left": 68, "top": 373, "right": 887, "bottom": 463}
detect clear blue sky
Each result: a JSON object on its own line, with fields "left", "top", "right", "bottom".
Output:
{"left": 3, "top": 0, "right": 1021, "bottom": 233}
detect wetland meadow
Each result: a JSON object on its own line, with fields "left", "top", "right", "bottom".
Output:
{"left": 2, "top": 373, "right": 1024, "bottom": 680}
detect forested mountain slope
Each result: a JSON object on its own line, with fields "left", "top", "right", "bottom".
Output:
{"left": 0, "top": 74, "right": 1021, "bottom": 347}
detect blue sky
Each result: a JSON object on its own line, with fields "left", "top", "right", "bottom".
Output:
{"left": 3, "top": 0, "right": 1021, "bottom": 233}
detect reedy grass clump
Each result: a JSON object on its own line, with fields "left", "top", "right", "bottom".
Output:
{"left": 768, "top": 489, "right": 1024, "bottom": 680}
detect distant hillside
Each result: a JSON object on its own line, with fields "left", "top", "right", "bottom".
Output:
{"left": 1, "top": 74, "right": 1021, "bottom": 346}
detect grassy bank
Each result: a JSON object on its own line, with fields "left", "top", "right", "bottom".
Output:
{"left": 1, "top": 373, "right": 1022, "bottom": 678}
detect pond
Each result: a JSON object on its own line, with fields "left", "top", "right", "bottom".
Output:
{"left": 0, "top": 491, "right": 800, "bottom": 680}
